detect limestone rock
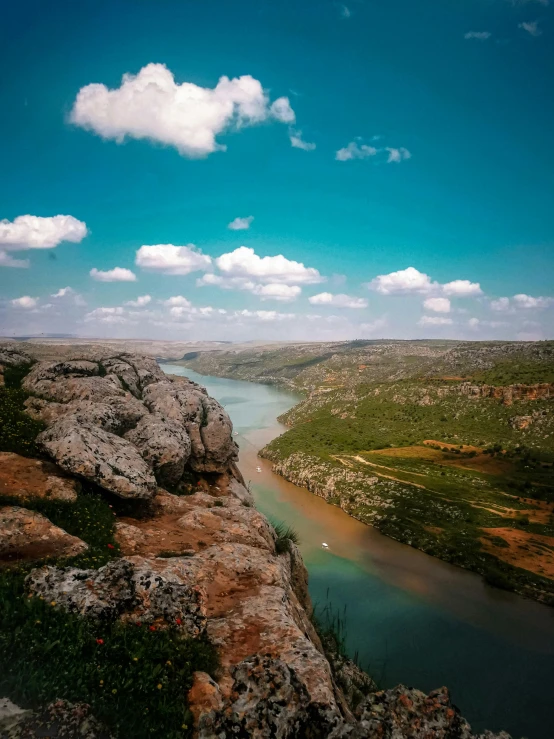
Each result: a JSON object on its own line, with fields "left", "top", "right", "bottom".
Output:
{"left": 0, "top": 506, "right": 87, "bottom": 563}
{"left": 142, "top": 381, "right": 238, "bottom": 473}
{"left": 124, "top": 414, "right": 191, "bottom": 486}
{"left": 37, "top": 418, "right": 157, "bottom": 499}
{"left": 0, "top": 346, "right": 32, "bottom": 368}
{"left": 0, "top": 452, "right": 79, "bottom": 503}
{"left": 26, "top": 558, "right": 206, "bottom": 636}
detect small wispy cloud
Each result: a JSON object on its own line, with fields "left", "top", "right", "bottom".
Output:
{"left": 289, "top": 129, "right": 316, "bottom": 151}
{"left": 335, "top": 142, "right": 378, "bottom": 161}
{"left": 518, "top": 20, "right": 542, "bottom": 36}
{"left": 464, "top": 31, "right": 492, "bottom": 40}
{"left": 340, "top": 5, "right": 351, "bottom": 18}
{"left": 385, "top": 147, "right": 411, "bottom": 163}
{"left": 228, "top": 216, "right": 254, "bottom": 231}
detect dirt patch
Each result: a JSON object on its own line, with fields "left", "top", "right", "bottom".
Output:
{"left": 481, "top": 527, "right": 554, "bottom": 579}
{"left": 367, "top": 446, "right": 442, "bottom": 461}
{"left": 423, "top": 525, "right": 444, "bottom": 535}
{"left": 0, "top": 452, "right": 79, "bottom": 503}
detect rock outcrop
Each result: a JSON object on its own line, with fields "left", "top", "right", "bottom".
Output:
{"left": 0, "top": 453, "right": 79, "bottom": 503}
{"left": 0, "top": 506, "right": 87, "bottom": 564}
{"left": 459, "top": 382, "right": 554, "bottom": 405}
{"left": 21, "top": 354, "right": 238, "bottom": 498}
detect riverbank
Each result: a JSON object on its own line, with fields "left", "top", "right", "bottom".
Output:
{"left": 165, "top": 364, "right": 554, "bottom": 739}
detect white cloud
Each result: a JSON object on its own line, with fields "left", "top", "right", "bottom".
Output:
{"left": 90, "top": 267, "right": 137, "bottom": 282}
{"left": 309, "top": 292, "right": 368, "bottom": 308}
{"left": 490, "top": 297, "right": 510, "bottom": 312}
{"left": 468, "top": 317, "right": 480, "bottom": 328}
{"left": 518, "top": 20, "right": 541, "bottom": 36}
{"left": 125, "top": 295, "right": 151, "bottom": 307}
{"left": 215, "top": 246, "right": 324, "bottom": 285}
{"left": 464, "top": 31, "right": 491, "bottom": 40}
{"left": 269, "top": 97, "right": 296, "bottom": 124}
{"left": 163, "top": 296, "right": 193, "bottom": 308}
{"left": 11, "top": 296, "right": 38, "bottom": 309}
{"left": 385, "top": 147, "right": 411, "bottom": 163}
{"left": 236, "top": 309, "right": 295, "bottom": 322}
{"left": 84, "top": 306, "right": 128, "bottom": 324}
{"left": 442, "top": 279, "right": 482, "bottom": 297}
{"left": 70, "top": 63, "right": 295, "bottom": 158}
{"left": 418, "top": 316, "right": 453, "bottom": 326}
{"left": 0, "top": 251, "right": 29, "bottom": 268}
{"left": 51, "top": 287, "right": 74, "bottom": 298}
{"left": 251, "top": 284, "right": 301, "bottom": 301}
{"left": 423, "top": 297, "right": 451, "bottom": 313}
{"left": 369, "top": 267, "right": 435, "bottom": 295}
{"left": 0, "top": 215, "right": 87, "bottom": 251}
{"left": 335, "top": 142, "right": 378, "bottom": 161}
{"left": 513, "top": 293, "right": 554, "bottom": 309}
{"left": 135, "top": 244, "right": 212, "bottom": 275}
{"left": 340, "top": 5, "right": 351, "bottom": 19}
{"left": 289, "top": 129, "right": 316, "bottom": 151}
{"left": 228, "top": 216, "right": 254, "bottom": 230}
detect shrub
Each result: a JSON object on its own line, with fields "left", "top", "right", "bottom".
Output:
{"left": 272, "top": 521, "right": 300, "bottom": 554}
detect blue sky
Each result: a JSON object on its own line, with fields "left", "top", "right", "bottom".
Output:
{"left": 1, "top": 0, "right": 553, "bottom": 341}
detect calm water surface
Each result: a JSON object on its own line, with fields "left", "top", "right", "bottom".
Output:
{"left": 164, "top": 365, "right": 554, "bottom": 739}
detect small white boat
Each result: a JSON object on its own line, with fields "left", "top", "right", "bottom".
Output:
{"left": 256, "top": 466, "right": 262, "bottom": 473}
{"left": 233, "top": 432, "right": 238, "bottom": 436}
{"left": 322, "top": 542, "right": 329, "bottom": 549}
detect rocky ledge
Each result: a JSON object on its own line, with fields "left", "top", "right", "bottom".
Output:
{"left": 0, "top": 349, "right": 512, "bottom": 738}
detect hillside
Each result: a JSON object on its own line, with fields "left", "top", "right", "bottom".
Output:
{"left": 180, "top": 340, "right": 554, "bottom": 604}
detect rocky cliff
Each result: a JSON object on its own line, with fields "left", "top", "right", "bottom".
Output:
{"left": 0, "top": 347, "right": 512, "bottom": 738}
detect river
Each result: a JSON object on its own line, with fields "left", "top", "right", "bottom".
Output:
{"left": 163, "top": 364, "right": 554, "bottom": 739}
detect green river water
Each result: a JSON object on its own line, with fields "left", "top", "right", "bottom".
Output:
{"left": 164, "top": 364, "right": 554, "bottom": 739}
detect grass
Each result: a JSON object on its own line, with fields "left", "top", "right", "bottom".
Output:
{"left": 271, "top": 520, "right": 300, "bottom": 554}
{"left": 0, "top": 569, "right": 218, "bottom": 739}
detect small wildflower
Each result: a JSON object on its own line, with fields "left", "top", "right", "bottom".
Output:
{"left": 112, "top": 689, "right": 117, "bottom": 695}
{"left": 107, "top": 543, "right": 114, "bottom": 550}
{"left": 136, "top": 621, "right": 142, "bottom": 627}
{"left": 157, "top": 683, "right": 162, "bottom": 690}
{"left": 100, "top": 680, "right": 104, "bottom": 685}
{"left": 133, "top": 657, "right": 138, "bottom": 661}
{"left": 96, "top": 638, "right": 104, "bottom": 645}
{"left": 175, "top": 618, "right": 182, "bottom": 625}
{"left": 35, "top": 619, "right": 41, "bottom": 624}
{"left": 149, "top": 625, "right": 156, "bottom": 632}
{"left": 166, "top": 660, "right": 172, "bottom": 666}
{"left": 50, "top": 601, "right": 56, "bottom": 607}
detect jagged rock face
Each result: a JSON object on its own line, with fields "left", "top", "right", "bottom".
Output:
{"left": 0, "top": 452, "right": 79, "bottom": 503}
{"left": 21, "top": 353, "right": 238, "bottom": 498}
{"left": 142, "top": 380, "right": 238, "bottom": 473}
{"left": 0, "top": 506, "right": 87, "bottom": 563}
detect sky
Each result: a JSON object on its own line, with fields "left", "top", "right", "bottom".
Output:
{"left": 0, "top": 0, "right": 553, "bottom": 342}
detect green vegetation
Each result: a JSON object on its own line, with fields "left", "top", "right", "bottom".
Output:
{"left": 0, "top": 383, "right": 45, "bottom": 457}
{"left": 0, "top": 569, "right": 217, "bottom": 739}
{"left": 271, "top": 520, "right": 300, "bottom": 554}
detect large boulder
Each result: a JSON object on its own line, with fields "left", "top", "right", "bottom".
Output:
{"left": 143, "top": 381, "right": 237, "bottom": 472}
{"left": 37, "top": 418, "right": 157, "bottom": 499}
{"left": 124, "top": 414, "right": 191, "bottom": 486}
{"left": 0, "top": 506, "right": 87, "bottom": 563}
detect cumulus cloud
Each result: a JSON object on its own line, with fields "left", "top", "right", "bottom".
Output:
{"left": 163, "top": 296, "right": 193, "bottom": 308}
{"left": 423, "top": 297, "right": 451, "bottom": 313}
{"left": 442, "top": 279, "right": 482, "bottom": 297}
{"left": 385, "top": 147, "right": 411, "bottom": 163}
{"left": 518, "top": 20, "right": 541, "bottom": 36}
{"left": 84, "top": 306, "right": 128, "bottom": 324}
{"left": 368, "top": 267, "right": 435, "bottom": 295}
{"left": 464, "top": 31, "right": 491, "bottom": 40}
{"left": 0, "top": 215, "right": 87, "bottom": 262}
{"left": 269, "top": 97, "right": 296, "bottom": 124}
{"left": 215, "top": 246, "right": 323, "bottom": 285}
{"left": 70, "top": 63, "right": 295, "bottom": 158}
{"left": 135, "top": 244, "right": 212, "bottom": 275}
{"left": 513, "top": 293, "right": 554, "bottom": 309}
{"left": 309, "top": 292, "right": 368, "bottom": 308}
{"left": 90, "top": 267, "right": 137, "bottom": 282}
{"left": 228, "top": 216, "right": 254, "bottom": 230}
{"left": 125, "top": 295, "right": 151, "bottom": 307}
{"left": 335, "top": 142, "right": 378, "bottom": 161}
{"left": 11, "top": 296, "right": 38, "bottom": 309}
{"left": 52, "top": 287, "right": 74, "bottom": 298}
{"left": 418, "top": 316, "right": 453, "bottom": 326}
{"left": 51, "top": 286, "right": 86, "bottom": 307}
{"left": 235, "top": 309, "right": 295, "bottom": 322}
{"left": 289, "top": 129, "right": 316, "bottom": 151}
